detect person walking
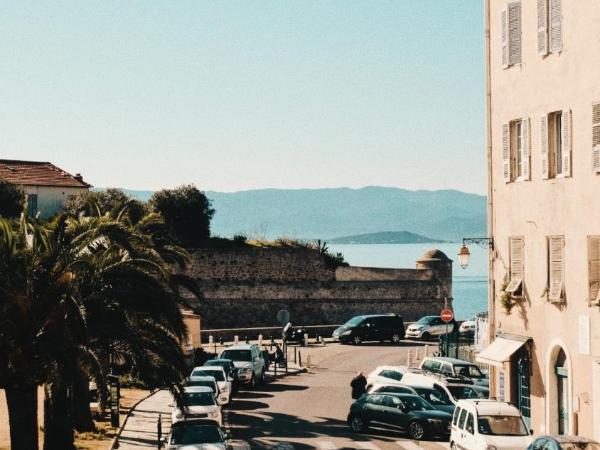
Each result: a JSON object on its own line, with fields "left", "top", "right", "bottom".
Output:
{"left": 350, "top": 372, "right": 367, "bottom": 400}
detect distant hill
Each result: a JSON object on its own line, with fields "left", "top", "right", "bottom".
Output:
{"left": 328, "top": 231, "right": 444, "bottom": 245}
{"left": 123, "top": 186, "right": 486, "bottom": 242}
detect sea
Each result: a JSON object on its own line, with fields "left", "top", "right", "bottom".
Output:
{"left": 327, "top": 243, "right": 488, "bottom": 321}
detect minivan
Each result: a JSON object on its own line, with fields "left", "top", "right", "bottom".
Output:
{"left": 332, "top": 314, "right": 405, "bottom": 345}
{"left": 419, "top": 357, "right": 489, "bottom": 387}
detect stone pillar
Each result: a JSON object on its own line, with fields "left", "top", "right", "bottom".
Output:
{"left": 416, "top": 249, "right": 453, "bottom": 304}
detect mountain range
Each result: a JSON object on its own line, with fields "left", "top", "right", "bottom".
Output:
{"left": 123, "top": 186, "right": 486, "bottom": 243}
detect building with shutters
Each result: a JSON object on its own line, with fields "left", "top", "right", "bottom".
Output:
{"left": 0, "top": 160, "right": 91, "bottom": 218}
{"left": 479, "top": 0, "right": 600, "bottom": 440}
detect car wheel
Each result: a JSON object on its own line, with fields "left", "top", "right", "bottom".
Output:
{"left": 249, "top": 374, "right": 256, "bottom": 389}
{"left": 260, "top": 370, "right": 265, "bottom": 384}
{"left": 353, "top": 335, "right": 362, "bottom": 345}
{"left": 349, "top": 416, "right": 367, "bottom": 433}
{"left": 391, "top": 333, "right": 401, "bottom": 344}
{"left": 408, "top": 421, "right": 426, "bottom": 440}
{"left": 421, "top": 332, "right": 431, "bottom": 341}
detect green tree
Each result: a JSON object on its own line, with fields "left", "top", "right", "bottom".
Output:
{"left": 148, "top": 185, "right": 214, "bottom": 247}
{"left": 0, "top": 180, "right": 25, "bottom": 218}
{"left": 63, "top": 188, "right": 146, "bottom": 224}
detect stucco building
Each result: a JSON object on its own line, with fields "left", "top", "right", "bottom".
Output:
{"left": 479, "top": 0, "right": 600, "bottom": 439}
{"left": 0, "top": 159, "right": 91, "bottom": 218}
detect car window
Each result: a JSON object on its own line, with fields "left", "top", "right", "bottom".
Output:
{"left": 415, "top": 388, "right": 452, "bottom": 406}
{"left": 170, "top": 425, "right": 223, "bottom": 445}
{"left": 455, "top": 364, "right": 484, "bottom": 379}
{"left": 191, "top": 369, "right": 225, "bottom": 381}
{"left": 380, "top": 370, "right": 403, "bottom": 381}
{"left": 381, "top": 386, "right": 412, "bottom": 394}
{"left": 448, "top": 386, "right": 482, "bottom": 400}
{"left": 440, "top": 364, "right": 453, "bottom": 375}
{"left": 458, "top": 409, "right": 468, "bottom": 429}
{"left": 423, "top": 360, "right": 442, "bottom": 372}
{"left": 384, "top": 395, "right": 403, "bottom": 408}
{"left": 365, "top": 395, "right": 387, "bottom": 406}
{"left": 477, "top": 415, "right": 529, "bottom": 436}
{"left": 452, "top": 407, "right": 462, "bottom": 426}
{"left": 465, "top": 413, "right": 475, "bottom": 434}
{"left": 431, "top": 318, "right": 444, "bottom": 325}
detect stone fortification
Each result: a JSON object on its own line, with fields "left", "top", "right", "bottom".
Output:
{"left": 183, "top": 247, "right": 453, "bottom": 329}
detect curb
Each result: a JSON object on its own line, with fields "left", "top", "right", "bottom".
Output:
{"left": 265, "top": 365, "right": 307, "bottom": 382}
{"left": 109, "top": 389, "right": 159, "bottom": 450}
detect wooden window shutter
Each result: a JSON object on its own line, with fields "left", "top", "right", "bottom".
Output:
{"left": 588, "top": 236, "right": 600, "bottom": 305}
{"left": 506, "top": 237, "right": 524, "bottom": 294}
{"left": 561, "top": 109, "right": 572, "bottom": 177}
{"left": 521, "top": 118, "right": 530, "bottom": 180}
{"left": 549, "top": 0, "right": 562, "bottom": 53}
{"left": 541, "top": 115, "right": 549, "bottom": 179}
{"left": 502, "top": 123, "right": 511, "bottom": 182}
{"left": 508, "top": 2, "right": 522, "bottom": 66}
{"left": 537, "top": 0, "right": 549, "bottom": 55}
{"left": 548, "top": 236, "right": 565, "bottom": 303}
{"left": 592, "top": 103, "right": 600, "bottom": 173}
{"left": 502, "top": 9, "right": 508, "bottom": 68}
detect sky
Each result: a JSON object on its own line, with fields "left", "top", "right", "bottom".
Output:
{"left": 0, "top": 1, "right": 486, "bottom": 194}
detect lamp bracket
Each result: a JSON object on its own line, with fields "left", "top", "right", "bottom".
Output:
{"left": 462, "top": 237, "right": 494, "bottom": 250}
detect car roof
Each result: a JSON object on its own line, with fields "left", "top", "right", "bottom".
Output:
{"left": 370, "top": 392, "right": 422, "bottom": 400}
{"left": 206, "top": 358, "right": 233, "bottom": 364}
{"left": 361, "top": 313, "right": 401, "bottom": 319}
{"left": 372, "top": 383, "right": 415, "bottom": 390}
{"left": 188, "top": 376, "right": 216, "bottom": 382}
{"left": 183, "top": 386, "right": 215, "bottom": 393}
{"left": 193, "top": 366, "right": 224, "bottom": 372}
{"left": 401, "top": 372, "right": 475, "bottom": 388}
{"left": 423, "top": 356, "right": 477, "bottom": 365}
{"left": 223, "top": 344, "right": 255, "bottom": 350}
{"left": 456, "top": 399, "right": 521, "bottom": 415}
{"left": 373, "top": 365, "right": 408, "bottom": 372}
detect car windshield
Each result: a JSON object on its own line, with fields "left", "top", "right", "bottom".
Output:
{"left": 344, "top": 316, "right": 364, "bottom": 327}
{"left": 187, "top": 380, "right": 215, "bottom": 390}
{"left": 415, "top": 316, "right": 435, "bottom": 325}
{"left": 183, "top": 392, "right": 216, "bottom": 406}
{"left": 169, "top": 425, "right": 223, "bottom": 445}
{"left": 220, "top": 350, "right": 252, "bottom": 362}
{"left": 414, "top": 388, "right": 453, "bottom": 406}
{"left": 477, "top": 415, "right": 529, "bottom": 436}
{"left": 454, "top": 365, "right": 484, "bottom": 379}
{"left": 447, "top": 386, "right": 482, "bottom": 400}
{"left": 401, "top": 396, "right": 434, "bottom": 411}
{"left": 191, "top": 370, "right": 225, "bottom": 381}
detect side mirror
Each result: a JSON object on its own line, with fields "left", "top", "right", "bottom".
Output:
{"left": 530, "top": 429, "right": 534, "bottom": 435}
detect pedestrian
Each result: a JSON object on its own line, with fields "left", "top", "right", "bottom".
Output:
{"left": 273, "top": 343, "right": 285, "bottom": 366}
{"left": 350, "top": 372, "right": 367, "bottom": 400}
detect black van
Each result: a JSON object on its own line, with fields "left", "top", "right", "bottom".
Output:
{"left": 332, "top": 314, "right": 405, "bottom": 345}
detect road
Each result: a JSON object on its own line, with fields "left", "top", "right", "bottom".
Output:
{"left": 227, "top": 341, "right": 449, "bottom": 450}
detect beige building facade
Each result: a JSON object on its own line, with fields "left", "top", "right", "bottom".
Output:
{"left": 482, "top": 0, "right": 600, "bottom": 439}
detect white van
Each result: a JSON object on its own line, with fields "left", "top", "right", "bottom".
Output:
{"left": 400, "top": 372, "right": 485, "bottom": 405}
{"left": 449, "top": 400, "right": 532, "bottom": 450}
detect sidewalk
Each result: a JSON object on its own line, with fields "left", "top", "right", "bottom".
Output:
{"left": 114, "top": 390, "right": 171, "bottom": 450}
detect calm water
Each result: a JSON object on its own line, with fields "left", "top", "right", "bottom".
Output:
{"left": 328, "top": 243, "right": 488, "bottom": 320}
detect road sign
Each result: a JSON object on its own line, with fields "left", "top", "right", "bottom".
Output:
{"left": 441, "top": 309, "right": 454, "bottom": 323}
{"left": 277, "top": 309, "right": 290, "bottom": 325}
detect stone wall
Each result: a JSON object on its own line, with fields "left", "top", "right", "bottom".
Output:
{"left": 183, "top": 247, "right": 453, "bottom": 330}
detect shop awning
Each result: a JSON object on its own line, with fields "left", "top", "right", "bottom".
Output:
{"left": 476, "top": 335, "right": 529, "bottom": 368}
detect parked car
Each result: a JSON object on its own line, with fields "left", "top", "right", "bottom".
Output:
{"left": 347, "top": 393, "right": 452, "bottom": 440}
{"left": 171, "top": 386, "right": 222, "bottom": 426}
{"left": 405, "top": 315, "right": 457, "bottom": 340}
{"left": 190, "top": 366, "right": 231, "bottom": 405}
{"left": 185, "top": 376, "right": 221, "bottom": 404}
{"left": 459, "top": 320, "right": 476, "bottom": 337}
{"left": 282, "top": 323, "right": 309, "bottom": 346}
{"left": 411, "top": 386, "right": 456, "bottom": 415}
{"left": 332, "top": 314, "right": 405, "bottom": 345}
{"left": 163, "top": 419, "right": 230, "bottom": 449}
{"left": 204, "top": 358, "right": 236, "bottom": 379}
{"left": 219, "top": 344, "right": 266, "bottom": 388}
{"left": 450, "top": 400, "right": 533, "bottom": 450}
{"left": 400, "top": 372, "right": 486, "bottom": 405}
{"left": 527, "top": 435, "right": 600, "bottom": 450}
{"left": 368, "top": 383, "right": 418, "bottom": 395}
{"left": 419, "top": 356, "right": 489, "bottom": 387}
{"left": 366, "top": 365, "right": 408, "bottom": 390}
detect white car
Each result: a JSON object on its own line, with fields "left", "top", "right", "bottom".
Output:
{"left": 365, "top": 365, "right": 408, "bottom": 390}
{"left": 186, "top": 376, "right": 222, "bottom": 405}
{"left": 367, "top": 383, "right": 418, "bottom": 395}
{"left": 400, "top": 372, "right": 486, "bottom": 405}
{"left": 459, "top": 320, "right": 476, "bottom": 335}
{"left": 190, "top": 366, "right": 231, "bottom": 405}
{"left": 405, "top": 315, "right": 456, "bottom": 340}
{"left": 171, "top": 386, "right": 222, "bottom": 425}
{"left": 450, "top": 400, "right": 533, "bottom": 450}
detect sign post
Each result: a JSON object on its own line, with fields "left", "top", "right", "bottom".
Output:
{"left": 440, "top": 298, "right": 454, "bottom": 357}
{"left": 107, "top": 374, "right": 120, "bottom": 428}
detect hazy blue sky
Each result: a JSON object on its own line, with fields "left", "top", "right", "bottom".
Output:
{"left": 0, "top": 1, "right": 485, "bottom": 194}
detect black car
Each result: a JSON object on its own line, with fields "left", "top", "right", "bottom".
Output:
{"left": 333, "top": 314, "right": 405, "bottom": 345}
{"left": 347, "top": 393, "right": 452, "bottom": 440}
{"left": 411, "top": 387, "right": 455, "bottom": 415}
{"left": 527, "top": 435, "right": 600, "bottom": 450}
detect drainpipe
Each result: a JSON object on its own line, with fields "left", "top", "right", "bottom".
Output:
{"left": 484, "top": 0, "right": 497, "bottom": 397}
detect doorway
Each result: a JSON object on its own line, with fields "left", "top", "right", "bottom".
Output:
{"left": 555, "top": 349, "right": 569, "bottom": 435}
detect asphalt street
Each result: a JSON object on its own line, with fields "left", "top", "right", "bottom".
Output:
{"left": 227, "top": 341, "right": 450, "bottom": 450}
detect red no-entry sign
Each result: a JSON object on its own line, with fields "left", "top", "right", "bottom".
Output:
{"left": 440, "top": 309, "right": 454, "bottom": 323}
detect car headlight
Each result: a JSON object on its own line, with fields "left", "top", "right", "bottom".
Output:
{"left": 175, "top": 410, "right": 183, "bottom": 419}
{"left": 426, "top": 418, "right": 445, "bottom": 424}
{"left": 341, "top": 330, "right": 352, "bottom": 336}
{"left": 208, "top": 410, "right": 218, "bottom": 418}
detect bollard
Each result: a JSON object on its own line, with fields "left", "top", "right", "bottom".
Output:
{"left": 294, "top": 346, "right": 298, "bottom": 364}
{"left": 274, "top": 359, "right": 277, "bottom": 377}
{"left": 245, "top": 336, "right": 249, "bottom": 344}
{"left": 234, "top": 335, "right": 239, "bottom": 345}
{"left": 298, "top": 351, "right": 302, "bottom": 367}
{"left": 303, "top": 333, "right": 309, "bottom": 347}
{"left": 285, "top": 347, "right": 289, "bottom": 374}
{"left": 157, "top": 413, "right": 162, "bottom": 449}
{"left": 406, "top": 349, "right": 412, "bottom": 367}
{"left": 425, "top": 345, "right": 429, "bottom": 357}
{"left": 270, "top": 336, "right": 275, "bottom": 350}
{"left": 258, "top": 334, "right": 263, "bottom": 347}
{"left": 415, "top": 346, "right": 420, "bottom": 361}
{"left": 307, "top": 355, "right": 311, "bottom": 367}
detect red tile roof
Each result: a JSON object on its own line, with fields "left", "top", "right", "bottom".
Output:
{"left": 0, "top": 160, "right": 92, "bottom": 188}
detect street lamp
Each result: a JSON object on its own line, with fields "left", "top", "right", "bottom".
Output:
{"left": 458, "top": 237, "right": 494, "bottom": 269}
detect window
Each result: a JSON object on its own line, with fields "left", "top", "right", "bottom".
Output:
{"left": 423, "top": 360, "right": 442, "bottom": 372}
{"left": 537, "top": 0, "right": 562, "bottom": 56}
{"left": 592, "top": 103, "right": 600, "bottom": 173}
{"left": 506, "top": 237, "right": 524, "bottom": 295}
{"left": 380, "top": 370, "right": 403, "bottom": 381}
{"left": 502, "top": 2, "right": 522, "bottom": 68}
{"left": 27, "top": 194, "right": 38, "bottom": 217}
{"left": 502, "top": 119, "right": 530, "bottom": 182}
{"left": 458, "top": 409, "right": 469, "bottom": 429}
{"left": 465, "top": 413, "right": 475, "bottom": 434}
{"left": 453, "top": 407, "right": 463, "bottom": 426}
{"left": 384, "top": 395, "right": 403, "bottom": 408}
{"left": 440, "top": 364, "right": 453, "bottom": 376}
{"left": 366, "top": 395, "right": 386, "bottom": 406}
{"left": 588, "top": 236, "right": 600, "bottom": 306}
{"left": 548, "top": 236, "right": 565, "bottom": 303}
{"left": 541, "top": 111, "right": 571, "bottom": 179}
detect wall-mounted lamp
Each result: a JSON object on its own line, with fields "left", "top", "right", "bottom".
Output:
{"left": 458, "top": 237, "right": 494, "bottom": 269}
